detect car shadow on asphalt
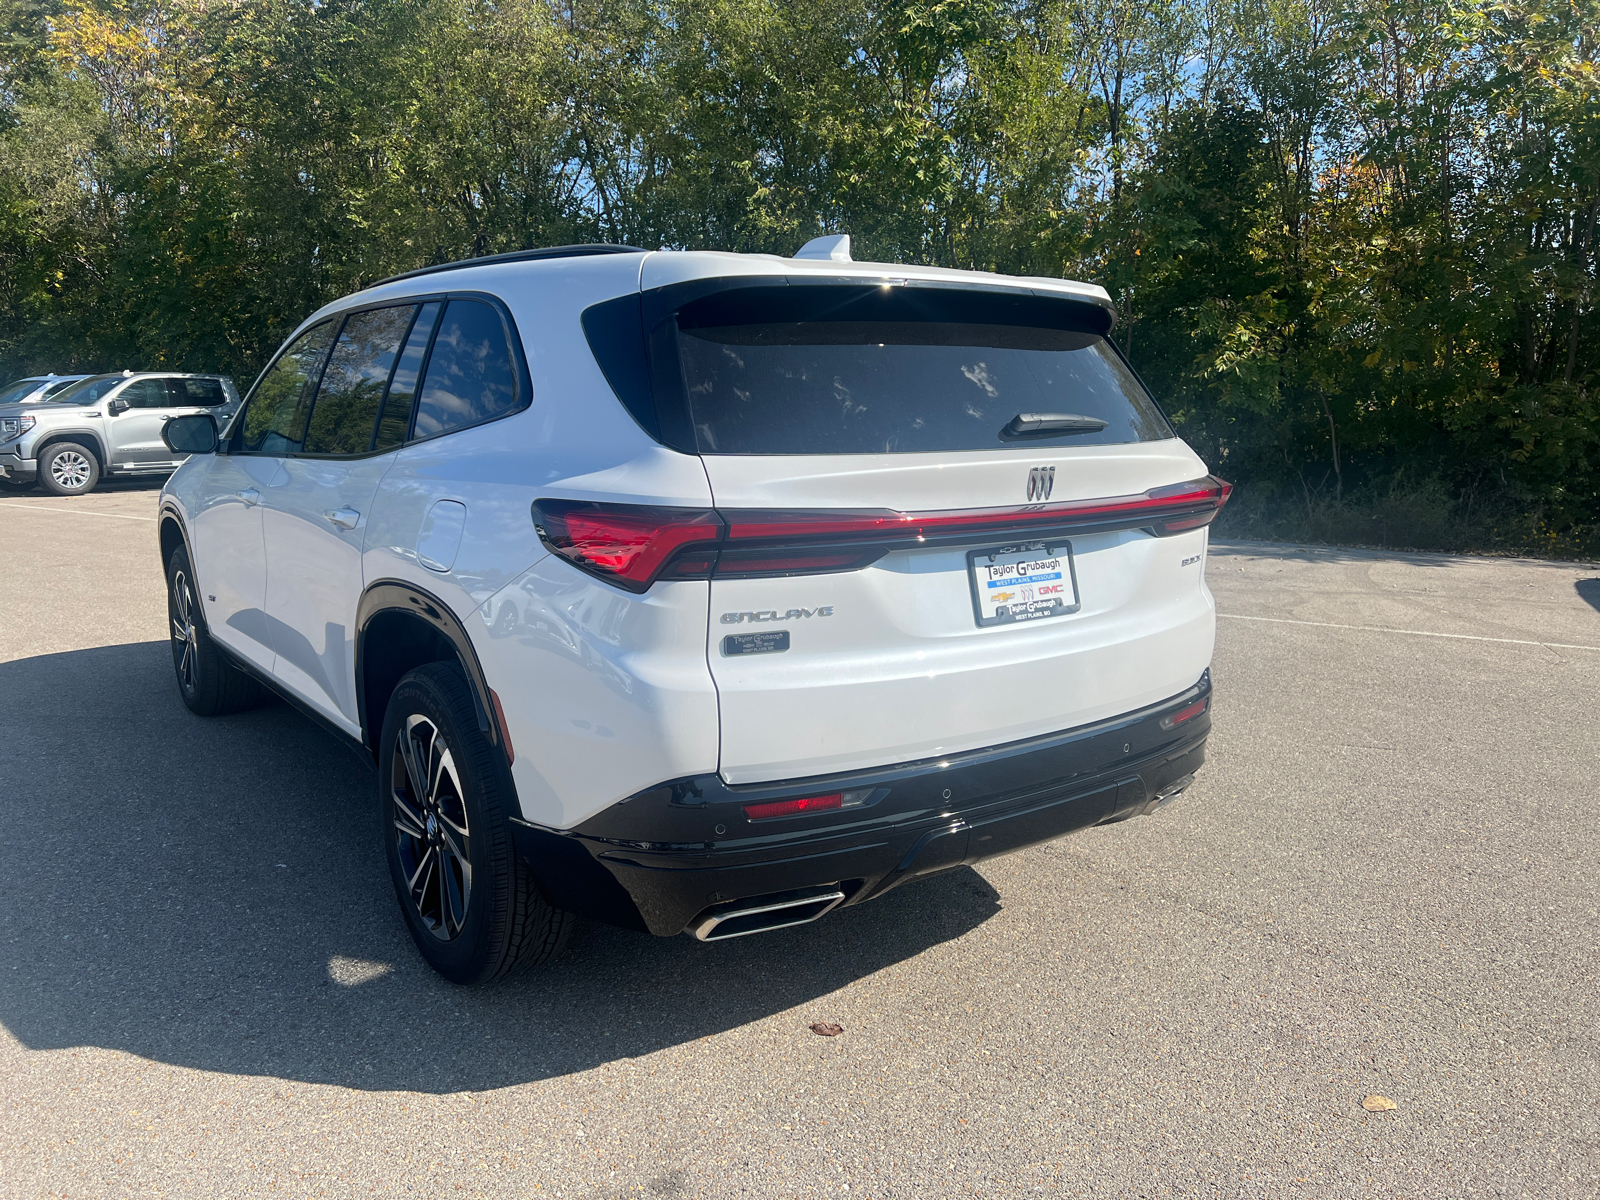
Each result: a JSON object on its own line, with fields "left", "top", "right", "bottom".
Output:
{"left": 1576, "top": 578, "right": 1600, "bottom": 612}
{"left": 0, "top": 641, "right": 1001, "bottom": 1093}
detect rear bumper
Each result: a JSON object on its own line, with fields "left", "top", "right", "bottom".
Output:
{"left": 512, "top": 671, "right": 1213, "bottom": 936}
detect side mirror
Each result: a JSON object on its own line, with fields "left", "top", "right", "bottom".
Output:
{"left": 107, "top": 398, "right": 129, "bottom": 416}
{"left": 162, "top": 414, "right": 218, "bottom": 455}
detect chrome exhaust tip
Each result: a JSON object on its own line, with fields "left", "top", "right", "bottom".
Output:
{"left": 690, "top": 887, "right": 847, "bottom": 942}
{"left": 1141, "top": 773, "right": 1195, "bottom": 817}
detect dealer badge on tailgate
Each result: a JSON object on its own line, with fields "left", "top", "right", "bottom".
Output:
{"left": 968, "top": 543, "right": 1080, "bottom": 627}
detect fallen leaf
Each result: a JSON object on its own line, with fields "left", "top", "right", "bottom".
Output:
{"left": 809, "top": 1022, "right": 844, "bottom": 1037}
{"left": 1362, "top": 1095, "right": 1397, "bottom": 1112}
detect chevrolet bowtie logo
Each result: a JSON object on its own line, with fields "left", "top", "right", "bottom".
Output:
{"left": 1027, "top": 466, "right": 1056, "bottom": 502}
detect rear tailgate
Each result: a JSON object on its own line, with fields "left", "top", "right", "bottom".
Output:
{"left": 702, "top": 444, "right": 1217, "bottom": 783}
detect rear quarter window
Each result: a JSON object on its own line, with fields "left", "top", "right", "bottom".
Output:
{"left": 412, "top": 299, "right": 521, "bottom": 440}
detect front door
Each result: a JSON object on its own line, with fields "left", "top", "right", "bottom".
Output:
{"left": 197, "top": 318, "right": 342, "bottom": 672}
{"left": 188, "top": 453, "right": 281, "bottom": 673}
{"left": 104, "top": 378, "right": 182, "bottom": 466}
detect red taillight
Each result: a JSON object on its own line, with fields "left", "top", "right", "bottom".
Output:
{"left": 531, "top": 500, "right": 723, "bottom": 592}
{"left": 1160, "top": 697, "right": 1209, "bottom": 729}
{"left": 742, "top": 793, "right": 843, "bottom": 821}
{"left": 532, "top": 475, "right": 1233, "bottom": 592}
{"left": 1145, "top": 476, "right": 1232, "bottom": 537}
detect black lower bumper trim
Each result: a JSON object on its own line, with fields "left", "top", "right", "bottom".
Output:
{"left": 512, "top": 672, "right": 1212, "bottom": 936}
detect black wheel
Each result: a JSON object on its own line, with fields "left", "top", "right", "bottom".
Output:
{"left": 381, "top": 663, "right": 570, "bottom": 984}
{"left": 166, "top": 545, "right": 264, "bottom": 715}
{"left": 38, "top": 441, "right": 100, "bottom": 495}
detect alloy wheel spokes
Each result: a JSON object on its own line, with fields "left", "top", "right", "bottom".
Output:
{"left": 170, "top": 571, "right": 198, "bottom": 691}
{"left": 391, "top": 713, "right": 472, "bottom": 941}
{"left": 52, "top": 452, "right": 90, "bottom": 488}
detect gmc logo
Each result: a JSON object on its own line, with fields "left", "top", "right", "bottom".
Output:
{"left": 1027, "top": 466, "right": 1056, "bottom": 502}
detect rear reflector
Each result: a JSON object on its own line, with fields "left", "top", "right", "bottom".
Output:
{"left": 742, "top": 789, "right": 871, "bottom": 821}
{"left": 742, "top": 793, "right": 842, "bottom": 821}
{"left": 533, "top": 475, "right": 1233, "bottom": 592}
{"left": 1159, "top": 697, "right": 1209, "bottom": 730}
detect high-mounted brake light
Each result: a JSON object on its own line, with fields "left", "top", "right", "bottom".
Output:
{"left": 532, "top": 475, "right": 1232, "bottom": 592}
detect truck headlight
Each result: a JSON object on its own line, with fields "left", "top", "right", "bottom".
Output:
{"left": 0, "top": 414, "right": 35, "bottom": 441}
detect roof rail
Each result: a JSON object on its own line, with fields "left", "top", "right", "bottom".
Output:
{"left": 370, "top": 243, "right": 645, "bottom": 288}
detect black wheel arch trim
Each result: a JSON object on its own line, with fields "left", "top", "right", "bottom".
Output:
{"left": 37, "top": 430, "right": 108, "bottom": 467}
{"left": 356, "top": 579, "right": 505, "bottom": 762}
{"left": 157, "top": 503, "right": 205, "bottom": 616}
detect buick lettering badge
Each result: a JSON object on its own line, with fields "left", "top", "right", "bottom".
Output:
{"left": 1027, "top": 466, "right": 1056, "bottom": 502}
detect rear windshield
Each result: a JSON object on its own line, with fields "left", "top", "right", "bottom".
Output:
{"left": 679, "top": 319, "right": 1170, "bottom": 454}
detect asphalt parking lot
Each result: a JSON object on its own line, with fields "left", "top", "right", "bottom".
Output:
{"left": 2, "top": 484, "right": 1597, "bottom": 1199}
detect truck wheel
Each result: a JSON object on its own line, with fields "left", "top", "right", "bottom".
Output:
{"left": 166, "top": 545, "right": 263, "bottom": 715}
{"left": 38, "top": 442, "right": 100, "bottom": 495}
{"left": 380, "top": 663, "right": 571, "bottom": 984}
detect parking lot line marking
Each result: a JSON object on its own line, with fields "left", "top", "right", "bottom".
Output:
{"left": 0, "top": 501, "right": 155, "bottom": 522}
{"left": 1219, "top": 612, "right": 1600, "bottom": 652}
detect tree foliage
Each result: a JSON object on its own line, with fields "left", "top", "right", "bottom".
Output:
{"left": 1, "top": 0, "right": 1595, "bottom": 548}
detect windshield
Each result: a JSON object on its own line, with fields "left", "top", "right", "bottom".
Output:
{"left": 0, "top": 379, "right": 43, "bottom": 405}
{"left": 47, "top": 375, "right": 125, "bottom": 406}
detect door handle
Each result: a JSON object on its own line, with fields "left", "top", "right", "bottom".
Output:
{"left": 239, "top": 489, "right": 260, "bottom": 506}
{"left": 325, "top": 508, "right": 360, "bottom": 530}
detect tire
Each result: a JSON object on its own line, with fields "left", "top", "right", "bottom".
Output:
{"left": 165, "top": 544, "right": 264, "bottom": 716}
{"left": 38, "top": 441, "right": 100, "bottom": 496}
{"left": 380, "top": 663, "right": 571, "bottom": 984}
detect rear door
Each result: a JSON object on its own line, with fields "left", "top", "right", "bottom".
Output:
{"left": 260, "top": 302, "right": 429, "bottom": 730}
{"left": 668, "top": 282, "right": 1220, "bottom": 783}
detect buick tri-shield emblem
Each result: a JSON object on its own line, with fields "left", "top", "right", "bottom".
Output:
{"left": 1027, "top": 466, "right": 1056, "bottom": 502}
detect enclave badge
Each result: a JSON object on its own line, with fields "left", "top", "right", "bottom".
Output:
{"left": 1027, "top": 466, "right": 1056, "bottom": 502}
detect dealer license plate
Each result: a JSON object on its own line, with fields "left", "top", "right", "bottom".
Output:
{"left": 968, "top": 543, "right": 1079, "bottom": 627}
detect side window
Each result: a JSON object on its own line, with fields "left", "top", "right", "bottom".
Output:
{"left": 165, "top": 377, "right": 226, "bottom": 407}
{"left": 302, "top": 305, "right": 417, "bottom": 456}
{"left": 239, "top": 321, "right": 337, "bottom": 454}
{"left": 413, "top": 299, "right": 520, "bottom": 440}
{"left": 118, "top": 379, "right": 168, "bottom": 409}
{"left": 374, "top": 302, "right": 441, "bottom": 451}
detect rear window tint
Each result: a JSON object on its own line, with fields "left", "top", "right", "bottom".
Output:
{"left": 413, "top": 300, "right": 519, "bottom": 439}
{"left": 375, "top": 302, "right": 441, "bottom": 450}
{"left": 167, "top": 377, "right": 226, "bottom": 407}
{"left": 679, "top": 321, "right": 1170, "bottom": 454}
{"left": 303, "top": 305, "right": 416, "bottom": 455}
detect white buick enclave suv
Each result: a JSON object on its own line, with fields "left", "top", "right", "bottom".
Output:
{"left": 158, "top": 239, "right": 1228, "bottom": 983}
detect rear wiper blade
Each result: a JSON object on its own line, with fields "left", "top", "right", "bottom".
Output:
{"left": 1002, "top": 412, "right": 1109, "bottom": 438}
